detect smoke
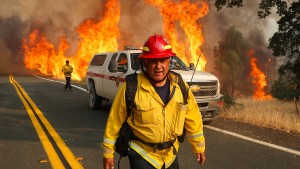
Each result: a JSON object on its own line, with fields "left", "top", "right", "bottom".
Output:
{"left": 0, "top": 0, "right": 278, "bottom": 74}
{"left": 118, "top": 0, "right": 163, "bottom": 47}
{"left": 202, "top": 0, "right": 278, "bottom": 71}
{"left": 0, "top": 0, "right": 105, "bottom": 74}
{"left": 0, "top": 16, "right": 27, "bottom": 74}
{"left": 119, "top": 0, "right": 279, "bottom": 73}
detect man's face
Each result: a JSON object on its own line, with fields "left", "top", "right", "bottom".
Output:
{"left": 144, "top": 57, "right": 170, "bottom": 86}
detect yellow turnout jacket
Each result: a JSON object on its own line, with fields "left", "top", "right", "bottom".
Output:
{"left": 103, "top": 73, "right": 205, "bottom": 168}
{"left": 62, "top": 65, "right": 73, "bottom": 77}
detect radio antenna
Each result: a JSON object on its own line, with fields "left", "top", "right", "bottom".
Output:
{"left": 191, "top": 48, "right": 202, "bottom": 82}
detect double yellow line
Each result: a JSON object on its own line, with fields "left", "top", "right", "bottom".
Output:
{"left": 10, "top": 75, "right": 83, "bottom": 169}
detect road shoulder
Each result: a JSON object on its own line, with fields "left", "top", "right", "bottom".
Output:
{"left": 209, "top": 116, "right": 300, "bottom": 152}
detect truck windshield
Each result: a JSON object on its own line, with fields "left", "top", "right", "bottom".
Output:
{"left": 170, "top": 56, "right": 189, "bottom": 71}
{"left": 130, "top": 54, "right": 189, "bottom": 71}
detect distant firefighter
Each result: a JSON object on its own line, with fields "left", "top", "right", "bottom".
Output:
{"left": 62, "top": 60, "right": 73, "bottom": 91}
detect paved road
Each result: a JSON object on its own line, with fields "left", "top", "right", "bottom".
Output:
{"left": 0, "top": 74, "right": 299, "bottom": 169}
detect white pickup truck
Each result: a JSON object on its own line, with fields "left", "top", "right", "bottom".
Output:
{"left": 86, "top": 48, "right": 224, "bottom": 124}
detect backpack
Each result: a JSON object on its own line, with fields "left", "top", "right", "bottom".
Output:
{"left": 125, "top": 71, "right": 188, "bottom": 142}
{"left": 115, "top": 71, "right": 189, "bottom": 168}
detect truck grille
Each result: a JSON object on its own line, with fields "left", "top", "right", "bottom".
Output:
{"left": 187, "top": 81, "right": 218, "bottom": 97}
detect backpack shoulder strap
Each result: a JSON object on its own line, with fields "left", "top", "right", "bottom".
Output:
{"left": 170, "top": 71, "right": 189, "bottom": 143}
{"left": 170, "top": 71, "right": 188, "bottom": 104}
{"left": 125, "top": 73, "right": 138, "bottom": 117}
{"left": 125, "top": 72, "right": 188, "bottom": 115}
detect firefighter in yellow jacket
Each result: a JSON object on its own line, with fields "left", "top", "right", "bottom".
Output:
{"left": 62, "top": 60, "right": 73, "bottom": 91}
{"left": 103, "top": 34, "right": 206, "bottom": 169}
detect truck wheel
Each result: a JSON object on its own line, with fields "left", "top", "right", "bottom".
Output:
{"left": 89, "top": 85, "right": 101, "bottom": 110}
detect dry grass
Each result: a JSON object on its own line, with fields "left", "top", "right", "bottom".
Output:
{"left": 222, "top": 98, "right": 300, "bottom": 133}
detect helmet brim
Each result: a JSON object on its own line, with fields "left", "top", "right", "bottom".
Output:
{"left": 139, "top": 51, "right": 176, "bottom": 59}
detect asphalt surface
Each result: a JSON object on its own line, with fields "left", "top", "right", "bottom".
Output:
{"left": 0, "top": 74, "right": 299, "bottom": 169}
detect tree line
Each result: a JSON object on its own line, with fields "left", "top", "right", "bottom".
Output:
{"left": 210, "top": 0, "right": 300, "bottom": 105}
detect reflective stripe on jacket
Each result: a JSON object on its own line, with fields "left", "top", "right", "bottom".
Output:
{"left": 62, "top": 65, "right": 73, "bottom": 77}
{"left": 102, "top": 73, "right": 205, "bottom": 168}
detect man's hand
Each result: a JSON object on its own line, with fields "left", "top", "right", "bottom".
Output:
{"left": 196, "top": 152, "right": 206, "bottom": 166}
{"left": 103, "top": 157, "right": 114, "bottom": 169}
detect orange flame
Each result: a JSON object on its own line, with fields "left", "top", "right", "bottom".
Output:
{"left": 23, "top": 0, "right": 208, "bottom": 80}
{"left": 248, "top": 49, "right": 272, "bottom": 100}
{"left": 23, "top": 0, "right": 120, "bottom": 81}
{"left": 145, "top": 0, "right": 208, "bottom": 70}
{"left": 75, "top": 0, "right": 120, "bottom": 78}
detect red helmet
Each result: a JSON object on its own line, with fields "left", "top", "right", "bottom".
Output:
{"left": 139, "top": 34, "right": 176, "bottom": 59}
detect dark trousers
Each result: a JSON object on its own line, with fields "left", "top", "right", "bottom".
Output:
{"left": 65, "top": 77, "right": 72, "bottom": 89}
{"left": 128, "top": 149, "right": 179, "bottom": 169}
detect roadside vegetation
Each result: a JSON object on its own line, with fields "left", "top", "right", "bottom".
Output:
{"left": 221, "top": 97, "right": 300, "bottom": 134}
{"left": 213, "top": 1, "right": 300, "bottom": 134}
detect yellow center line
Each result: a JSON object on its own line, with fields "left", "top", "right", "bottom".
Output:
{"left": 10, "top": 75, "right": 83, "bottom": 169}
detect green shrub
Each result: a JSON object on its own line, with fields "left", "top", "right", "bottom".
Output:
{"left": 270, "top": 76, "right": 298, "bottom": 100}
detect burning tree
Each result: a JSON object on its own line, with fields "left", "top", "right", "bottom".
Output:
{"left": 214, "top": 26, "right": 274, "bottom": 103}
{"left": 248, "top": 49, "right": 272, "bottom": 100}
{"left": 213, "top": 0, "right": 300, "bottom": 100}
{"left": 214, "top": 26, "right": 251, "bottom": 100}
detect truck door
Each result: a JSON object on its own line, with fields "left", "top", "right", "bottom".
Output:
{"left": 102, "top": 52, "right": 128, "bottom": 100}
